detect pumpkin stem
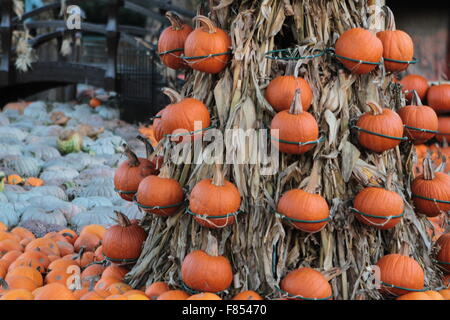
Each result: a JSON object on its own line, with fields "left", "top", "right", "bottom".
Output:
{"left": 366, "top": 101, "right": 383, "bottom": 115}
{"left": 136, "top": 135, "right": 155, "bottom": 160}
{"left": 114, "top": 211, "right": 132, "bottom": 227}
{"left": 289, "top": 89, "right": 304, "bottom": 115}
{"left": 158, "top": 165, "right": 172, "bottom": 179}
{"left": 123, "top": 144, "right": 140, "bottom": 167}
{"left": 410, "top": 90, "right": 423, "bottom": 106}
{"left": 422, "top": 157, "right": 436, "bottom": 180}
{"left": 399, "top": 242, "right": 410, "bottom": 256}
{"left": 205, "top": 232, "right": 219, "bottom": 256}
{"left": 166, "top": 11, "right": 184, "bottom": 31}
{"left": 162, "top": 87, "right": 183, "bottom": 104}
{"left": 193, "top": 15, "right": 217, "bottom": 34}
{"left": 304, "top": 161, "right": 321, "bottom": 193}
{"left": 212, "top": 163, "right": 225, "bottom": 187}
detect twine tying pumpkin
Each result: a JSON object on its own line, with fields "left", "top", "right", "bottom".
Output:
{"left": 352, "top": 126, "right": 408, "bottom": 141}
{"left": 350, "top": 207, "right": 404, "bottom": 227}
{"left": 185, "top": 208, "right": 243, "bottom": 229}
{"left": 164, "top": 125, "right": 215, "bottom": 138}
{"left": 274, "top": 285, "right": 333, "bottom": 300}
{"left": 270, "top": 135, "right": 325, "bottom": 146}
{"left": 274, "top": 211, "right": 331, "bottom": 224}
{"left": 133, "top": 195, "right": 186, "bottom": 211}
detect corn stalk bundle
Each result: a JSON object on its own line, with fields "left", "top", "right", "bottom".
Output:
{"left": 127, "top": 0, "right": 447, "bottom": 299}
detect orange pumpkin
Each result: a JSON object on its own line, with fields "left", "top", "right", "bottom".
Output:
{"left": 355, "top": 101, "right": 404, "bottom": 153}
{"left": 81, "top": 264, "right": 105, "bottom": 281}
{"left": 270, "top": 89, "right": 319, "bottom": 154}
{"left": 108, "top": 282, "right": 132, "bottom": 295}
{"left": 144, "top": 281, "right": 170, "bottom": 300}
{"left": 80, "top": 291, "right": 106, "bottom": 300}
{"left": 377, "top": 28, "right": 414, "bottom": 72}
{"left": 158, "top": 88, "right": 211, "bottom": 143}
{"left": 376, "top": 248, "right": 424, "bottom": 296}
{"left": 265, "top": 76, "right": 313, "bottom": 113}
{"left": 1, "top": 250, "right": 22, "bottom": 267}
{"left": 24, "top": 177, "right": 44, "bottom": 187}
{"left": 45, "top": 269, "right": 70, "bottom": 285}
{"left": 158, "top": 11, "right": 193, "bottom": 70}
{"left": 25, "top": 238, "right": 60, "bottom": 256}
{"left": 74, "top": 233, "right": 101, "bottom": 252}
{"left": 0, "top": 289, "right": 34, "bottom": 300}
{"left": 94, "top": 276, "right": 120, "bottom": 292}
{"left": 334, "top": 28, "right": 383, "bottom": 74}
{"left": 89, "top": 98, "right": 102, "bottom": 108}
{"left": 280, "top": 267, "right": 332, "bottom": 300}
{"left": 396, "top": 292, "right": 432, "bottom": 300}
{"left": 427, "top": 84, "right": 450, "bottom": 115}
{"left": 10, "top": 227, "right": 35, "bottom": 241}
{"left": 438, "top": 289, "right": 450, "bottom": 300}
{"left": 184, "top": 15, "right": 231, "bottom": 74}
{"left": 6, "top": 266, "right": 43, "bottom": 287}
{"left": 114, "top": 145, "right": 158, "bottom": 202}
{"left": 411, "top": 158, "right": 450, "bottom": 217}
{"left": 399, "top": 74, "right": 429, "bottom": 101}
{"left": 424, "top": 290, "right": 445, "bottom": 300}
{"left": 3, "top": 275, "right": 39, "bottom": 292}
{"left": 135, "top": 166, "right": 184, "bottom": 217}
{"left": 189, "top": 165, "right": 241, "bottom": 229}
{"left": 58, "top": 229, "right": 78, "bottom": 245}
{"left": 352, "top": 181, "right": 404, "bottom": 230}
{"left": 181, "top": 243, "right": 233, "bottom": 293}
{"left": 157, "top": 289, "right": 190, "bottom": 300}
{"left": 0, "top": 223, "right": 7, "bottom": 232}
{"left": 102, "top": 212, "right": 147, "bottom": 264}
{"left": 276, "top": 163, "right": 329, "bottom": 233}
{"left": 0, "top": 239, "right": 23, "bottom": 254}
{"left": 186, "top": 292, "right": 222, "bottom": 300}
{"left": 7, "top": 174, "right": 23, "bottom": 185}
{"left": 436, "top": 233, "right": 450, "bottom": 273}
{"left": 102, "top": 265, "right": 129, "bottom": 281}
{"left": 232, "top": 290, "right": 263, "bottom": 300}
{"left": 398, "top": 91, "right": 438, "bottom": 144}
{"left": 436, "top": 116, "right": 450, "bottom": 143}
{"left": 105, "top": 294, "right": 128, "bottom": 300}
{"left": 126, "top": 293, "right": 150, "bottom": 300}
{"left": 48, "top": 258, "right": 78, "bottom": 272}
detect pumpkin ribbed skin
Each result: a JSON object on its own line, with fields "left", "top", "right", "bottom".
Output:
{"left": 158, "top": 13, "right": 193, "bottom": 70}
{"left": 181, "top": 250, "right": 233, "bottom": 293}
{"left": 335, "top": 28, "right": 383, "bottom": 74}
{"left": 6, "top": 266, "right": 43, "bottom": 287}
{"left": 136, "top": 175, "right": 184, "bottom": 217}
{"left": 396, "top": 292, "right": 432, "bottom": 300}
{"left": 399, "top": 74, "right": 429, "bottom": 101}
{"left": 436, "top": 117, "right": 450, "bottom": 143}
{"left": 398, "top": 104, "right": 438, "bottom": 144}
{"left": 184, "top": 16, "right": 231, "bottom": 74}
{"left": 277, "top": 189, "right": 329, "bottom": 233}
{"left": 114, "top": 152, "right": 157, "bottom": 202}
{"left": 280, "top": 267, "right": 332, "bottom": 300}
{"left": 34, "top": 283, "right": 76, "bottom": 300}
{"left": 436, "top": 234, "right": 450, "bottom": 273}
{"left": 376, "top": 254, "right": 424, "bottom": 296}
{"left": 157, "top": 289, "right": 190, "bottom": 300}
{"left": 376, "top": 30, "right": 414, "bottom": 72}
{"left": 356, "top": 106, "right": 404, "bottom": 152}
{"left": 144, "top": 282, "right": 170, "bottom": 299}
{"left": 102, "top": 213, "right": 147, "bottom": 262}
{"left": 189, "top": 179, "right": 241, "bottom": 229}
{"left": 427, "top": 84, "right": 450, "bottom": 114}
{"left": 187, "top": 292, "right": 222, "bottom": 300}
{"left": 160, "top": 98, "right": 211, "bottom": 142}
{"left": 411, "top": 172, "right": 450, "bottom": 217}
{"left": 232, "top": 290, "right": 263, "bottom": 300}
{"left": 0, "top": 289, "right": 34, "bottom": 300}
{"left": 265, "top": 76, "right": 313, "bottom": 113}
{"left": 353, "top": 187, "right": 404, "bottom": 230}
{"left": 270, "top": 110, "right": 319, "bottom": 154}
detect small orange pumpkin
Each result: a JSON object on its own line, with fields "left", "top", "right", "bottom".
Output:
{"left": 436, "top": 116, "right": 450, "bottom": 143}
{"left": 335, "top": 28, "right": 383, "bottom": 74}
{"left": 24, "top": 177, "right": 44, "bottom": 187}
{"left": 7, "top": 175, "right": 23, "bottom": 185}
{"left": 232, "top": 290, "right": 263, "bottom": 300}
{"left": 280, "top": 267, "right": 332, "bottom": 300}
{"left": 144, "top": 281, "right": 170, "bottom": 299}
{"left": 270, "top": 89, "right": 319, "bottom": 154}
{"left": 427, "top": 84, "right": 450, "bottom": 115}
{"left": 158, "top": 11, "right": 193, "bottom": 70}
{"left": 399, "top": 74, "right": 429, "bottom": 102}
{"left": 189, "top": 164, "right": 241, "bottom": 229}
{"left": 186, "top": 292, "right": 222, "bottom": 300}
{"left": 355, "top": 101, "right": 404, "bottom": 153}
{"left": 184, "top": 15, "right": 231, "bottom": 74}
{"left": 157, "top": 289, "right": 190, "bottom": 300}
{"left": 265, "top": 76, "right": 313, "bottom": 113}
{"left": 436, "top": 233, "right": 450, "bottom": 273}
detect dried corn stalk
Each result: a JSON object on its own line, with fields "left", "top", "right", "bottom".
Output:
{"left": 127, "top": 0, "right": 445, "bottom": 300}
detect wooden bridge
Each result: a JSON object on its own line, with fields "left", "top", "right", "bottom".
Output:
{"left": 0, "top": 0, "right": 194, "bottom": 121}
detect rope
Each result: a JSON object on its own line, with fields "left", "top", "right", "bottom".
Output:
{"left": 186, "top": 208, "right": 243, "bottom": 219}
{"left": 352, "top": 126, "right": 408, "bottom": 141}
{"left": 103, "top": 255, "right": 138, "bottom": 265}
{"left": 274, "top": 285, "right": 332, "bottom": 300}
{"left": 381, "top": 281, "right": 426, "bottom": 293}
{"left": 435, "top": 260, "right": 450, "bottom": 265}
{"left": 164, "top": 125, "right": 215, "bottom": 138}
{"left": 383, "top": 57, "right": 419, "bottom": 65}
{"left": 404, "top": 125, "right": 438, "bottom": 134}
{"left": 270, "top": 135, "right": 325, "bottom": 146}
{"left": 114, "top": 188, "right": 136, "bottom": 195}
{"left": 183, "top": 51, "right": 232, "bottom": 60}
{"left": 275, "top": 211, "right": 331, "bottom": 223}
{"left": 350, "top": 207, "right": 404, "bottom": 220}
{"left": 411, "top": 194, "right": 450, "bottom": 204}
{"left": 325, "top": 48, "right": 382, "bottom": 65}
{"left": 158, "top": 48, "right": 184, "bottom": 56}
